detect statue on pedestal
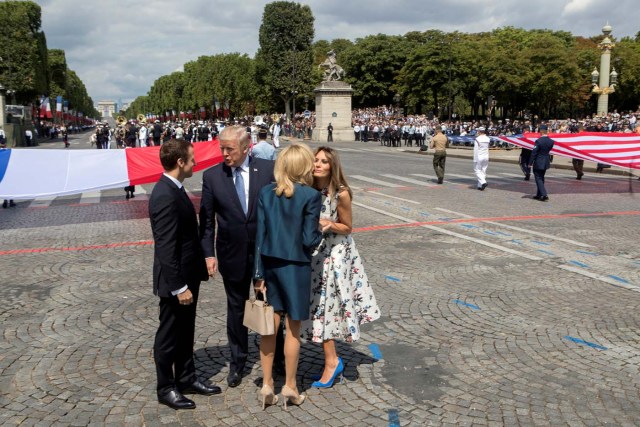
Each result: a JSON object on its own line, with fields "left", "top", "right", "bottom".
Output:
{"left": 318, "top": 50, "right": 345, "bottom": 82}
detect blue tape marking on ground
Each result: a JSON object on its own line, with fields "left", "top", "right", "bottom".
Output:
{"left": 438, "top": 217, "right": 452, "bottom": 221}
{"left": 384, "top": 202, "right": 391, "bottom": 206}
{"left": 495, "top": 231, "right": 512, "bottom": 236}
{"left": 419, "top": 212, "right": 430, "bottom": 216}
{"left": 537, "top": 249, "right": 555, "bottom": 256}
{"left": 460, "top": 224, "right": 478, "bottom": 229}
{"left": 510, "top": 239, "right": 523, "bottom": 245}
{"left": 564, "top": 336, "right": 608, "bottom": 351}
{"left": 576, "top": 250, "right": 599, "bottom": 256}
{"left": 532, "top": 241, "right": 551, "bottom": 246}
{"left": 483, "top": 230, "right": 499, "bottom": 236}
{"left": 569, "top": 260, "right": 590, "bottom": 268}
{"left": 385, "top": 275, "right": 401, "bottom": 282}
{"left": 368, "top": 344, "right": 383, "bottom": 360}
{"left": 453, "top": 299, "right": 480, "bottom": 310}
{"left": 608, "top": 275, "right": 630, "bottom": 284}
{"left": 400, "top": 207, "right": 410, "bottom": 211}
{"left": 0, "top": 149, "right": 11, "bottom": 183}
{"left": 388, "top": 409, "right": 400, "bottom": 427}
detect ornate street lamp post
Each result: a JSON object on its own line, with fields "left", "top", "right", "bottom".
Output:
{"left": 591, "top": 23, "right": 619, "bottom": 115}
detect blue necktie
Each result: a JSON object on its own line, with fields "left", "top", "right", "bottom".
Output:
{"left": 235, "top": 168, "right": 247, "bottom": 215}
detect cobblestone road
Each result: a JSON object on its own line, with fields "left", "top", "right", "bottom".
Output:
{"left": 1, "top": 138, "right": 640, "bottom": 426}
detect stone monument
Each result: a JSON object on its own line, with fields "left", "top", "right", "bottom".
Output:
{"left": 312, "top": 50, "right": 353, "bottom": 142}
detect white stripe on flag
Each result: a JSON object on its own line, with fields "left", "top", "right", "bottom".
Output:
{"left": 0, "top": 149, "right": 129, "bottom": 199}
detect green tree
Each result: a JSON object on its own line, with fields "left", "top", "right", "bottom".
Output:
{"left": 48, "top": 49, "right": 67, "bottom": 100}
{"left": 0, "top": 1, "right": 49, "bottom": 103}
{"left": 256, "top": 1, "right": 315, "bottom": 118}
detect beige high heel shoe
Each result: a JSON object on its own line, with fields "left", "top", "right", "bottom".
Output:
{"left": 260, "top": 384, "right": 279, "bottom": 410}
{"left": 281, "top": 385, "right": 306, "bottom": 410}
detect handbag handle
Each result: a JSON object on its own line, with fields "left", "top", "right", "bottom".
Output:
{"left": 254, "top": 286, "right": 268, "bottom": 304}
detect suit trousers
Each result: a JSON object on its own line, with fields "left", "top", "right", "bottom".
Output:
{"left": 154, "top": 286, "right": 199, "bottom": 394}
{"left": 223, "top": 272, "right": 252, "bottom": 373}
{"left": 433, "top": 151, "right": 446, "bottom": 180}
{"left": 533, "top": 169, "right": 548, "bottom": 197}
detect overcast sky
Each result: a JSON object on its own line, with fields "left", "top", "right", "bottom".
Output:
{"left": 34, "top": 0, "right": 638, "bottom": 107}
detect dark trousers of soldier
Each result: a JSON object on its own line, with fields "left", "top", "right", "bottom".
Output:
{"left": 327, "top": 132, "right": 333, "bottom": 142}
{"left": 533, "top": 169, "right": 548, "bottom": 198}
{"left": 572, "top": 159, "right": 584, "bottom": 179}
{"left": 520, "top": 161, "right": 531, "bottom": 180}
{"left": 433, "top": 151, "right": 446, "bottom": 183}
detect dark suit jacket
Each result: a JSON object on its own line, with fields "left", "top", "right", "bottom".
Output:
{"left": 199, "top": 157, "right": 275, "bottom": 282}
{"left": 149, "top": 175, "right": 208, "bottom": 297}
{"left": 529, "top": 136, "right": 555, "bottom": 171}
{"left": 253, "top": 183, "right": 323, "bottom": 279}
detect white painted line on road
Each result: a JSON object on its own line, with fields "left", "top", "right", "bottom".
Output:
{"left": 558, "top": 265, "right": 640, "bottom": 292}
{"left": 357, "top": 190, "right": 421, "bottom": 205}
{"left": 434, "top": 207, "right": 593, "bottom": 248}
{"left": 337, "top": 147, "right": 365, "bottom": 153}
{"left": 79, "top": 191, "right": 102, "bottom": 204}
{"left": 379, "top": 174, "right": 436, "bottom": 187}
{"left": 444, "top": 173, "right": 473, "bottom": 179}
{"left": 353, "top": 201, "right": 543, "bottom": 261}
{"left": 349, "top": 175, "right": 404, "bottom": 188}
{"left": 28, "top": 196, "right": 56, "bottom": 208}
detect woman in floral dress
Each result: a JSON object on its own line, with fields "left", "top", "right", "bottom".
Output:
{"left": 303, "top": 146, "right": 380, "bottom": 388}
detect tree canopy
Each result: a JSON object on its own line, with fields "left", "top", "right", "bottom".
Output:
{"left": 0, "top": 1, "right": 98, "bottom": 119}
{"left": 125, "top": 2, "right": 640, "bottom": 120}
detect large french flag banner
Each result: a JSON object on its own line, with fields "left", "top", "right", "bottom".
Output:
{"left": 0, "top": 141, "right": 223, "bottom": 199}
{"left": 497, "top": 132, "right": 640, "bottom": 170}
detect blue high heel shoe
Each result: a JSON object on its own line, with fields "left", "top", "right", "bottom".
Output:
{"left": 311, "top": 357, "right": 344, "bottom": 388}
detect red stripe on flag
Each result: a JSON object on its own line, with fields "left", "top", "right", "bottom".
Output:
{"left": 125, "top": 139, "right": 223, "bottom": 186}
{"left": 498, "top": 132, "right": 640, "bottom": 170}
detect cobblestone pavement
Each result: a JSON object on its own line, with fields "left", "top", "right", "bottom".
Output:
{"left": 2, "top": 138, "right": 640, "bottom": 426}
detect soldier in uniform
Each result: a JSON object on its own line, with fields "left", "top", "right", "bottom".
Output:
{"left": 430, "top": 126, "right": 448, "bottom": 184}
{"left": 529, "top": 124, "right": 555, "bottom": 201}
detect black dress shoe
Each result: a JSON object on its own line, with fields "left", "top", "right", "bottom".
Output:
{"left": 481, "top": 183, "right": 488, "bottom": 190}
{"left": 437, "top": 177, "right": 444, "bottom": 184}
{"left": 524, "top": 175, "right": 530, "bottom": 181}
{"left": 227, "top": 371, "right": 242, "bottom": 387}
{"left": 180, "top": 380, "right": 222, "bottom": 396}
{"left": 533, "top": 195, "right": 541, "bottom": 200}
{"left": 158, "top": 389, "right": 196, "bottom": 410}
{"left": 540, "top": 196, "right": 549, "bottom": 202}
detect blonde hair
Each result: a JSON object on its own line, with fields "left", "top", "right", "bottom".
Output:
{"left": 274, "top": 144, "right": 315, "bottom": 198}
{"left": 219, "top": 125, "right": 250, "bottom": 149}
{"left": 314, "top": 146, "right": 352, "bottom": 199}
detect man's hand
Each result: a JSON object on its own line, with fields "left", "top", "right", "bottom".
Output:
{"left": 177, "top": 288, "right": 193, "bottom": 305}
{"left": 206, "top": 257, "right": 218, "bottom": 277}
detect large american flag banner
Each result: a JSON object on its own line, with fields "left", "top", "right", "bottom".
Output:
{"left": 497, "top": 132, "right": 640, "bottom": 171}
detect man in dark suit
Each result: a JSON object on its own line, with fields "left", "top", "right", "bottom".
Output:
{"left": 199, "top": 126, "right": 284, "bottom": 388}
{"left": 149, "top": 139, "right": 221, "bottom": 410}
{"left": 529, "top": 124, "right": 555, "bottom": 202}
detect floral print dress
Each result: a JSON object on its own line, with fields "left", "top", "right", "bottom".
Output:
{"left": 303, "top": 188, "right": 380, "bottom": 343}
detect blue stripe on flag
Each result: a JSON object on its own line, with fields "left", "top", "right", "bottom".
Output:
{"left": 0, "top": 149, "right": 11, "bottom": 183}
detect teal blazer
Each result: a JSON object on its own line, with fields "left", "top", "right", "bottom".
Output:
{"left": 254, "top": 183, "right": 322, "bottom": 279}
